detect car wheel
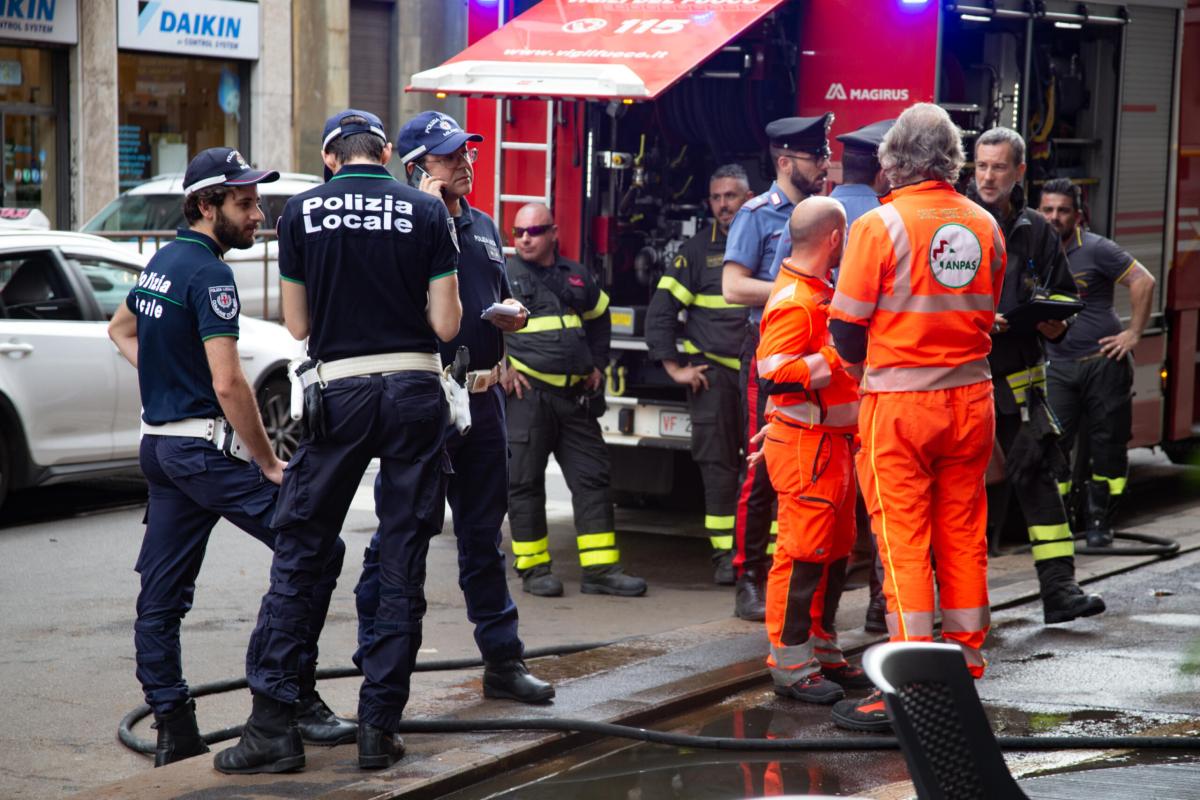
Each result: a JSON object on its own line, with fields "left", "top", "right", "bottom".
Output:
{"left": 258, "top": 377, "right": 301, "bottom": 460}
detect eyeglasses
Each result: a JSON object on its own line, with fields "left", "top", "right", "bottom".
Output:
{"left": 781, "top": 152, "right": 831, "bottom": 166}
{"left": 425, "top": 147, "right": 479, "bottom": 166}
{"left": 512, "top": 224, "right": 553, "bottom": 238}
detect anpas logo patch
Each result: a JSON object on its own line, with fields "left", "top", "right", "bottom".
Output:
{"left": 929, "top": 224, "right": 982, "bottom": 288}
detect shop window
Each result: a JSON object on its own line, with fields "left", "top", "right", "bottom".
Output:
{"left": 0, "top": 47, "right": 58, "bottom": 226}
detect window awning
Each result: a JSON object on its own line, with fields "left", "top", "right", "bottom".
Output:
{"left": 408, "top": 0, "right": 790, "bottom": 101}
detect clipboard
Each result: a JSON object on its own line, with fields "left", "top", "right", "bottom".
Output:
{"left": 1003, "top": 296, "right": 1084, "bottom": 332}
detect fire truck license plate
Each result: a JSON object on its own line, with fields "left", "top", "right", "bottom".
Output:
{"left": 658, "top": 410, "right": 691, "bottom": 439}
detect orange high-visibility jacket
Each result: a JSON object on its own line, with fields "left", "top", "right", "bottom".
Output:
{"left": 757, "top": 259, "right": 860, "bottom": 432}
{"left": 829, "top": 180, "right": 1006, "bottom": 392}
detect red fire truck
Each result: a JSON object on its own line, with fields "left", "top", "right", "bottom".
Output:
{"left": 411, "top": 0, "right": 1200, "bottom": 506}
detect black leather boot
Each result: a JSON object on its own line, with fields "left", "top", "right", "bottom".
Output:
{"left": 153, "top": 699, "right": 209, "bottom": 767}
{"left": 864, "top": 591, "right": 888, "bottom": 634}
{"left": 1036, "top": 556, "right": 1106, "bottom": 624}
{"left": 358, "top": 721, "right": 405, "bottom": 769}
{"left": 213, "top": 694, "right": 305, "bottom": 775}
{"left": 520, "top": 563, "right": 564, "bottom": 597}
{"left": 581, "top": 564, "right": 647, "bottom": 596}
{"left": 712, "top": 549, "right": 735, "bottom": 586}
{"left": 483, "top": 659, "right": 556, "bottom": 703}
{"left": 734, "top": 569, "right": 766, "bottom": 621}
{"left": 1084, "top": 480, "right": 1114, "bottom": 547}
{"left": 295, "top": 691, "right": 358, "bottom": 746}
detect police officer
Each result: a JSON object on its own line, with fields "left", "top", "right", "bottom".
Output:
{"left": 106, "top": 148, "right": 352, "bottom": 767}
{"left": 1038, "top": 177, "right": 1156, "bottom": 546}
{"left": 644, "top": 164, "right": 753, "bottom": 585}
{"left": 353, "top": 111, "right": 554, "bottom": 704}
{"left": 971, "top": 127, "right": 1106, "bottom": 625}
{"left": 217, "top": 110, "right": 462, "bottom": 773}
{"left": 503, "top": 202, "right": 647, "bottom": 598}
{"left": 721, "top": 113, "right": 832, "bottom": 621}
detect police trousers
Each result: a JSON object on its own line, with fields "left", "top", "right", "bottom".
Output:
{"left": 735, "top": 325, "right": 777, "bottom": 577}
{"left": 356, "top": 385, "right": 522, "bottom": 665}
{"left": 689, "top": 359, "right": 742, "bottom": 552}
{"left": 506, "top": 382, "right": 617, "bottom": 569}
{"left": 1047, "top": 354, "right": 1133, "bottom": 492}
{"left": 135, "top": 435, "right": 345, "bottom": 716}
{"left": 245, "top": 372, "right": 448, "bottom": 733}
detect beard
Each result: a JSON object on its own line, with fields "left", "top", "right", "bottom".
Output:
{"left": 789, "top": 169, "right": 825, "bottom": 198}
{"left": 213, "top": 206, "right": 256, "bottom": 250}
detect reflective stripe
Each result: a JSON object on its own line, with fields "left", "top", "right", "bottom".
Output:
{"left": 682, "top": 340, "right": 740, "bottom": 371}
{"left": 709, "top": 535, "right": 734, "bottom": 550}
{"left": 770, "top": 520, "right": 779, "bottom": 535}
{"left": 577, "top": 532, "right": 616, "bottom": 550}
{"left": 757, "top": 351, "right": 832, "bottom": 389}
{"left": 774, "top": 398, "right": 860, "bottom": 429}
{"left": 770, "top": 641, "right": 817, "bottom": 682}
{"left": 1057, "top": 481, "right": 1072, "bottom": 496}
{"left": 582, "top": 290, "right": 610, "bottom": 321}
{"left": 656, "top": 275, "right": 695, "bottom": 306}
{"left": 1028, "top": 522, "right": 1071, "bottom": 542}
{"left": 693, "top": 293, "right": 742, "bottom": 309}
{"left": 886, "top": 610, "right": 934, "bottom": 639}
{"left": 940, "top": 606, "right": 990, "bottom": 634}
{"left": 705, "top": 514, "right": 735, "bottom": 530}
{"left": 1094, "top": 474, "right": 1127, "bottom": 496}
{"left": 517, "top": 313, "right": 582, "bottom": 333}
{"left": 767, "top": 282, "right": 796, "bottom": 310}
{"left": 515, "top": 551, "right": 551, "bottom": 570}
{"left": 579, "top": 549, "right": 620, "bottom": 566}
{"left": 507, "top": 355, "right": 588, "bottom": 387}
{"left": 877, "top": 203, "right": 912, "bottom": 297}
{"left": 862, "top": 359, "right": 991, "bottom": 392}
{"left": 830, "top": 291, "right": 876, "bottom": 321}
{"left": 1031, "top": 540, "right": 1076, "bottom": 560}
{"left": 877, "top": 292, "right": 996, "bottom": 314}
{"left": 766, "top": 541, "right": 777, "bottom": 555}
{"left": 511, "top": 536, "right": 549, "bottom": 556}
{"left": 813, "top": 635, "right": 847, "bottom": 667}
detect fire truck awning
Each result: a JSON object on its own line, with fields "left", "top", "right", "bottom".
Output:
{"left": 408, "top": 0, "right": 790, "bottom": 101}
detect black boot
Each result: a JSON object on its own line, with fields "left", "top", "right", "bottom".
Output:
{"left": 1036, "top": 556, "right": 1106, "bottom": 624}
{"left": 213, "top": 694, "right": 305, "bottom": 775}
{"left": 581, "top": 564, "right": 647, "bottom": 596}
{"left": 295, "top": 690, "right": 358, "bottom": 746}
{"left": 520, "top": 563, "right": 564, "bottom": 597}
{"left": 864, "top": 591, "right": 887, "bottom": 634}
{"left": 483, "top": 659, "right": 556, "bottom": 703}
{"left": 1084, "top": 480, "right": 1114, "bottom": 548}
{"left": 358, "top": 721, "right": 405, "bottom": 769}
{"left": 734, "top": 569, "right": 766, "bottom": 621}
{"left": 712, "top": 549, "right": 735, "bottom": 586}
{"left": 152, "top": 699, "right": 209, "bottom": 767}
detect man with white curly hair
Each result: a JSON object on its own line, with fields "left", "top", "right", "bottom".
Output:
{"left": 827, "top": 103, "right": 1007, "bottom": 732}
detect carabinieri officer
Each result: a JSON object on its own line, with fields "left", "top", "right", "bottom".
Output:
{"left": 217, "top": 110, "right": 462, "bottom": 774}
{"left": 354, "top": 111, "right": 555, "bottom": 704}
{"left": 107, "top": 147, "right": 351, "bottom": 768}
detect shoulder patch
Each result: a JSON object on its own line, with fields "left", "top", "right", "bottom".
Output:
{"left": 770, "top": 192, "right": 782, "bottom": 206}
{"left": 208, "top": 286, "right": 239, "bottom": 320}
{"left": 672, "top": 253, "right": 687, "bottom": 270}
{"left": 743, "top": 195, "right": 769, "bottom": 211}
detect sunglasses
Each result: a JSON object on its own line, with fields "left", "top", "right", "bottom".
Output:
{"left": 512, "top": 224, "right": 553, "bottom": 238}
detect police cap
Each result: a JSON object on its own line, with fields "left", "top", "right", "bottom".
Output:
{"left": 766, "top": 113, "right": 834, "bottom": 159}
{"left": 321, "top": 109, "right": 389, "bottom": 152}
{"left": 396, "top": 111, "right": 485, "bottom": 165}
{"left": 836, "top": 119, "right": 896, "bottom": 156}
{"left": 182, "top": 147, "right": 279, "bottom": 196}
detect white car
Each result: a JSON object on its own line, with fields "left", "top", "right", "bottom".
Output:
{"left": 0, "top": 230, "right": 305, "bottom": 507}
{"left": 80, "top": 172, "right": 324, "bottom": 320}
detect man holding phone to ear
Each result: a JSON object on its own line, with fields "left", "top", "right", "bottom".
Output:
{"left": 353, "top": 111, "right": 554, "bottom": 705}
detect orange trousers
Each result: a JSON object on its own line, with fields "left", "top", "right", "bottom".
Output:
{"left": 856, "top": 381, "right": 994, "bottom": 678}
{"left": 762, "top": 421, "right": 856, "bottom": 686}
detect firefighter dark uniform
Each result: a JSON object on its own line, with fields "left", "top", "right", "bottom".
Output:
{"left": 644, "top": 220, "right": 746, "bottom": 579}
{"left": 504, "top": 253, "right": 646, "bottom": 596}
{"left": 220, "top": 110, "right": 460, "bottom": 774}
{"left": 125, "top": 149, "right": 348, "bottom": 768}
{"left": 976, "top": 183, "right": 1106, "bottom": 624}
{"left": 1046, "top": 227, "right": 1139, "bottom": 546}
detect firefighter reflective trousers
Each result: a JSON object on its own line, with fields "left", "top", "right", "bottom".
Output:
{"left": 762, "top": 422, "right": 855, "bottom": 686}
{"left": 690, "top": 359, "right": 742, "bottom": 552}
{"left": 857, "top": 381, "right": 994, "bottom": 678}
{"left": 1047, "top": 354, "right": 1132, "bottom": 496}
{"left": 996, "top": 411, "right": 1076, "bottom": 562}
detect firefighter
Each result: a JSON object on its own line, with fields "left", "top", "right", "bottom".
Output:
{"left": 645, "top": 164, "right": 753, "bottom": 585}
{"left": 1038, "top": 177, "right": 1156, "bottom": 547}
{"left": 218, "top": 110, "right": 462, "bottom": 773}
{"left": 722, "top": 113, "right": 834, "bottom": 621}
{"left": 502, "top": 202, "right": 647, "bottom": 598}
{"left": 970, "top": 129, "right": 1106, "bottom": 623}
{"left": 106, "top": 148, "right": 353, "bottom": 767}
{"left": 757, "top": 196, "right": 873, "bottom": 704}
{"left": 829, "top": 103, "right": 1006, "bottom": 731}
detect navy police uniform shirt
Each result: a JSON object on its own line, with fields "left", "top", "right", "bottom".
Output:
{"left": 723, "top": 181, "right": 794, "bottom": 323}
{"left": 442, "top": 197, "right": 510, "bottom": 371}
{"left": 125, "top": 229, "right": 240, "bottom": 425}
{"left": 277, "top": 162, "right": 459, "bottom": 362}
